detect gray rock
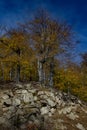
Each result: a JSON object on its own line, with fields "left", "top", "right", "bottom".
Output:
{"left": 22, "top": 93, "right": 34, "bottom": 103}
{"left": 4, "top": 99, "right": 11, "bottom": 106}
{"left": 0, "top": 108, "right": 3, "bottom": 116}
{"left": 76, "top": 123, "right": 85, "bottom": 130}
{"left": 13, "top": 98, "right": 21, "bottom": 106}
{"left": 67, "top": 112, "right": 79, "bottom": 120}
{"left": 2, "top": 94, "right": 9, "bottom": 100}
{"left": 34, "top": 96, "right": 38, "bottom": 101}
{"left": 55, "top": 96, "right": 62, "bottom": 105}
{"left": 0, "top": 117, "right": 6, "bottom": 124}
{"left": 38, "top": 91, "right": 44, "bottom": 95}
{"left": 25, "top": 83, "right": 31, "bottom": 88}
{"left": 78, "top": 100, "right": 82, "bottom": 105}
{"left": 50, "top": 108, "right": 56, "bottom": 114}
{"left": 3, "top": 111, "right": 11, "bottom": 119}
{"left": 22, "top": 90, "right": 28, "bottom": 94}
{"left": 40, "top": 95, "right": 48, "bottom": 100}
{"left": 40, "top": 106, "right": 50, "bottom": 115}
{"left": 16, "top": 109, "right": 24, "bottom": 115}
{"left": 59, "top": 107, "right": 72, "bottom": 115}
{"left": 8, "top": 106, "right": 15, "bottom": 112}
{"left": 28, "top": 89, "right": 37, "bottom": 94}
{"left": 16, "top": 84, "right": 23, "bottom": 88}
{"left": 0, "top": 83, "right": 86, "bottom": 130}
{"left": 2, "top": 107, "right": 9, "bottom": 112}
{"left": 45, "top": 91, "right": 54, "bottom": 98}
{"left": 47, "top": 98, "right": 56, "bottom": 107}
{"left": 16, "top": 90, "right": 22, "bottom": 94}
{"left": 48, "top": 112, "right": 52, "bottom": 117}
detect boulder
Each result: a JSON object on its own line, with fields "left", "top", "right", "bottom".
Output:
{"left": 25, "top": 83, "right": 31, "bottom": 89}
{"left": 34, "top": 96, "right": 38, "bottom": 101}
{"left": 67, "top": 112, "right": 79, "bottom": 120}
{"left": 47, "top": 98, "right": 56, "bottom": 107}
{"left": 45, "top": 91, "right": 54, "bottom": 98}
{"left": 40, "top": 106, "right": 50, "bottom": 115}
{"left": 38, "top": 91, "right": 44, "bottom": 95}
{"left": 50, "top": 108, "right": 56, "bottom": 114}
{"left": 15, "top": 84, "right": 23, "bottom": 88}
{"left": 59, "top": 107, "right": 72, "bottom": 115}
{"left": 2, "top": 94, "right": 9, "bottom": 100}
{"left": 13, "top": 98, "right": 21, "bottom": 106}
{"left": 76, "top": 123, "right": 85, "bottom": 130}
{"left": 22, "top": 90, "right": 28, "bottom": 94}
{"left": 28, "top": 89, "right": 37, "bottom": 94}
{"left": 3, "top": 99, "right": 11, "bottom": 107}
{"left": 22, "top": 93, "right": 34, "bottom": 103}
{"left": 16, "top": 90, "right": 22, "bottom": 94}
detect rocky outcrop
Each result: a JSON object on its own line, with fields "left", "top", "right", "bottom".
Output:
{"left": 0, "top": 82, "right": 87, "bottom": 130}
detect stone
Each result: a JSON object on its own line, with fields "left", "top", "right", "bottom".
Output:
{"left": 3, "top": 112, "right": 11, "bottom": 119}
{"left": 58, "top": 92, "right": 63, "bottom": 97}
{"left": 0, "top": 83, "right": 87, "bottom": 130}
{"left": 48, "top": 112, "right": 52, "bottom": 117}
{"left": 16, "top": 84, "right": 23, "bottom": 88}
{"left": 34, "top": 96, "right": 38, "bottom": 101}
{"left": 23, "top": 94, "right": 30, "bottom": 103}
{"left": 25, "top": 83, "right": 31, "bottom": 88}
{"left": 0, "top": 108, "right": 3, "bottom": 116}
{"left": 28, "top": 89, "right": 36, "bottom": 94}
{"left": 55, "top": 96, "right": 62, "bottom": 106}
{"left": 81, "top": 107, "right": 87, "bottom": 114}
{"left": 0, "top": 117, "right": 6, "bottom": 124}
{"left": 63, "top": 106, "right": 73, "bottom": 114}
{"left": 40, "top": 100, "right": 47, "bottom": 107}
{"left": 8, "top": 106, "right": 15, "bottom": 112}
{"left": 4, "top": 99, "right": 11, "bottom": 106}
{"left": 67, "top": 112, "right": 79, "bottom": 120}
{"left": 22, "top": 90, "right": 28, "bottom": 94}
{"left": 60, "top": 124, "right": 67, "bottom": 130}
{"left": 22, "top": 93, "right": 34, "bottom": 103}
{"left": 13, "top": 98, "right": 21, "bottom": 106}
{"left": 2, "top": 94, "right": 9, "bottom": 100}
{"left": 76, "top": 123, "right": 85, "bottom": 130}
{"left": 8, "top": 91, "right": 14, "bottom": 97}
{"left": 78, "top": 100, "right": 82, "bottom": 105}
{"left": 50, "top": 108, "right": 56, "bottom": 114}
{"left": 61, "top": 102, "right": 66, "bottom": 107}
{"left": 40, "top": 106, "right": 50, "bottom": 115}
{"left": 45, "top": 91, "right": 54, "bottom": 98}
{"left": 2, "top": 107, "right": 9, "bottom": 112}
{"left": 16, "top": 109, "right": 24, "bottom": 115}
{"left": 47, "top": 98, "right": 56, "bottom": 107}
{"left": 20, "top": 124, "right": 27, "bottom": 129}
{"left": 16, "top": 90, "right": 22, "bottom": 94}
{"left": 38, "top": 91, "right": 44, "bottom": 95}
{"left": 40, "top": 95, "right": 48, "bottom": 100}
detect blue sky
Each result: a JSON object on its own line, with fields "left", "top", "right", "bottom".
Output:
{"left": 0, "top": 0, "right": 87, "bottom": 62}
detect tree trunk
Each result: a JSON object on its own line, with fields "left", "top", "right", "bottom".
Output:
{"left": 9, "top": 70, "right": 12, "bottom": 81}
{"left": 49, "top": 58, "right": 54, "bottom": 87}
{"left": 38, "top": 59, "right": 44, "bottom": 84}
{"left": 43, "top": 70, "right": 46, "bottom": 85}
{"left": 16, "top": 48, "right": 21, "bottom": 83}
{"left": 16, "top": 64, "right": 20, "bottom": 83}
{"left": 49, "top": 71, "right": 53, "bottom": 87}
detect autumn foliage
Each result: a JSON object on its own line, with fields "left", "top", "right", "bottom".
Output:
{"left": 0, "top": 9, "right": 87, "bottom": 101}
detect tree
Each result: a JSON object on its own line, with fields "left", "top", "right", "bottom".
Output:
{"left": 25, "top": 9, "right": 76, "bottom": 86}
{"left": 81, "top": 52, "right": 87, "bottom": 86}
{"left": 0, "top": 27, "right": 34, "bottom": 83}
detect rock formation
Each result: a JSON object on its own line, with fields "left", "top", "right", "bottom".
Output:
{"left": 0, "top": 82, "right": 87, "bottom": 130}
